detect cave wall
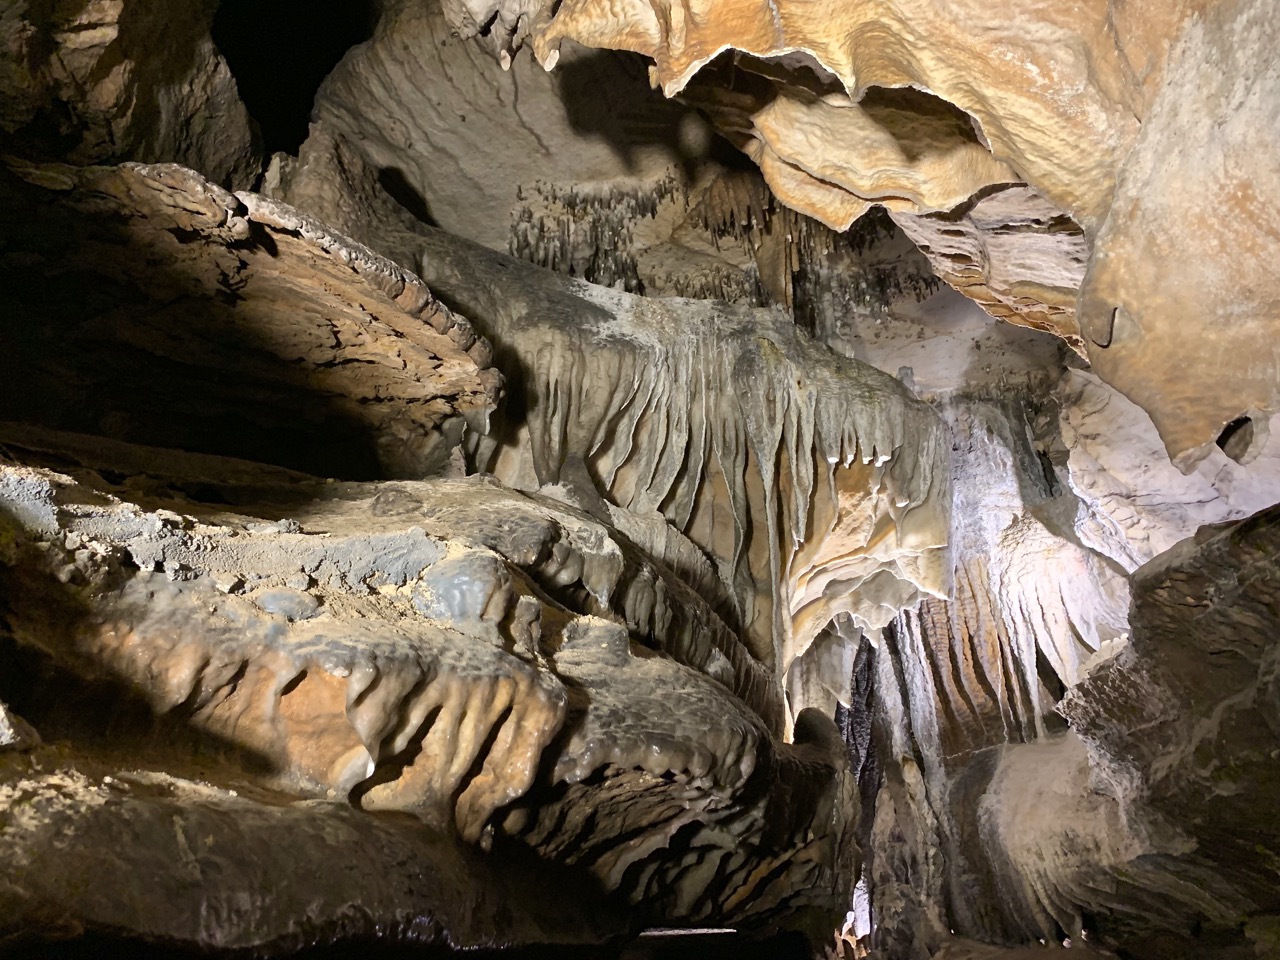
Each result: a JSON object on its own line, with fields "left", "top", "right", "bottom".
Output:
{"left": 488, "top": 0, "right": 1280, "bottom": 469}
{"left": 1, "top": 0, "right": 258, "bottom": 187}
{"left": 0, "top": 1, "right": 1278, "bottom": 959}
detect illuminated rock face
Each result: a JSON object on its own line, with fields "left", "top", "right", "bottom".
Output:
{"left": 277, "top": 135, "right": 952, "bottom": 714}
{"left": 0, "top": 158, "right": 874, "bottom": 949}
{"left": 476, "top": 0, "right": 1280, "bottom": 469}
{"left": 1, "top": 2, "right": 1280, "bottom": 959}
{"left": 0, "top": 454, "right": 855, "bottom": 940}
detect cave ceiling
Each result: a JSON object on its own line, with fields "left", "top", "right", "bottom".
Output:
{"left": 0, "top": 1, "right": 1278, "bottom": 959}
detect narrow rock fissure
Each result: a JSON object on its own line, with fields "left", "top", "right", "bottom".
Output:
{"left": 212, "top": 0, "right": 378, "bottom": 156}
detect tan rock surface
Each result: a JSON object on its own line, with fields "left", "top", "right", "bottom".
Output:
{"left": 1077, "top": 0, "right": 1280, "bottom": 467}
{"left": 276, "top": 141, "right": 953, "bottom": 723}
{"left": 0, "top": 0, "right": 258, "bottom": 187}
{"left": 528, "top": 0, "right": 1162, "bottom": 229}
{"left": 0, "top": 428, "right": 856, "bottom": 936}
{"left": 488, "top": 0, "right": 1280, "bottom": 463}
{"left": 890, "top": 186, "right": 1089, "bottom": 350}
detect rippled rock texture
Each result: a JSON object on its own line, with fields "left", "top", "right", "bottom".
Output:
{"left": 0, "top": 158, "right": 499, "bottom": 480}
{"left": 2, "top": 1, "right": 1279, "bottom": 958}
{"left": 0, "top": 434, "right": 856, "bottom": 949}
{"left": 0, "top": 157, "right": 886, "bottom": 951}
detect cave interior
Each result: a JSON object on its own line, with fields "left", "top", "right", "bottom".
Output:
{"left": 1, "top": 1, "right": 1279, "bottom": 959}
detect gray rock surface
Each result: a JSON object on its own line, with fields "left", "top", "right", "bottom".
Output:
{"left": 0, "top": 425, "right": 856, "bottom": 946}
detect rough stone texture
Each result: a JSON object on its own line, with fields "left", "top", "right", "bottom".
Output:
{"left": 789, "top": 226, "right": 1280, "bottom": 959}
{"left": 0, "top": 433, "right": 855, "bottom": 946}
{"left": 889, "top": 186, "right": 1088, "bottom": 352}
{"left": 481, "top": 0, "right": 1280, "bottom": 465}
{"left": 1060, "top": 370, "right": 1280, "bottom": 573}
{"left": 276, "top": 141, "right": 952, "bottom": 720}
{"left": 0, "top": 158, "right": 500, "bottom": 480}
{"left": 521, "top": 0, "right": 1150, "bottom": 228}
{"left": 301, "top": 0, "right": 710, "bottom": 255}
{"left": 0, "top": 750, "right": 621, "bottom": 952}
{"left": 1060, "top": 506, "right": 1280, "bottom": 945}
{"left": 3, "top": 3, "right": 1280, "bottom": 958}
{"left": 424, "top": 234, "right": 953, "bottom": 686}
{"left": 676, "top": 71, "right": 1019, "bottom": 227}
{"left": 289, "top": 0, "right": 771, "bottom": 303}
{"left": 862, "top": 496, "right": 1280, "bottom": 960}
{"left": 289, "top": 0, "right": 935, "bottom": 324}
{"left": 0, "top": 0, "right": 258, "bottom": 188}
{"left": 861, "top": 405, "right": 1130, "bottom": 959}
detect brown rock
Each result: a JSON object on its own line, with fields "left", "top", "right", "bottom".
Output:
{"left": 0, "top": 158, "right": 497, "bottom": 480}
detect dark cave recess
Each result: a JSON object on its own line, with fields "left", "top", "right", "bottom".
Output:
{"left": 212, "top": 0, "right": 379, "bottom": 156}
{"left": 0, "top": 931, "right": 812, "bottom": 960}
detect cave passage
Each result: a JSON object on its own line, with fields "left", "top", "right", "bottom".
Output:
{"left": 212, "top": 0, "right": 378, "bottom": 155}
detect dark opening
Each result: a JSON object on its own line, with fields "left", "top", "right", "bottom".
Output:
{"left": 2, "top": 930, "right": 813, "bottom": 960}
{"left": 1036, "top": 449, "right": 1061, "bottom": 498}
{"left": 1034, "top": 643, "right": 1069, "bottom": 734}
{"left": 212, "top": 0, "right": 378, "bottom": 155}
{"left": 1216, "top": 416, "right": 1254, "bottom": 463}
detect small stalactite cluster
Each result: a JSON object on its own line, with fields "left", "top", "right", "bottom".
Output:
{"left": 508, "top": 167, "right": 941, "bottom": 335}
{"left": 793, "top": 209, "right": 944, "bottom": 337}
{"left": 683, "top": 172, "right": 942, "bottom": 328}
{"left": 509, "top": 175, "right": 679, "bottom": 292}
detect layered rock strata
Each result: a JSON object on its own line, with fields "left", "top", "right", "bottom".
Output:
{"left": 275, "top": 138, "right": 952, "bottom": 725}
{"left": 0, "top": 431, "right": 854, "bottom": 946}
{"left": 0, "top": 158, "right": 499, "bottom": 480}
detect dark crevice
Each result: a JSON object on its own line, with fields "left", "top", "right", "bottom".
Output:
{"left": 212, "top": 0, "right": 379, "bottom": 156}
{"left": 1217, "top": 416, "right": 1254, "bottom": 463}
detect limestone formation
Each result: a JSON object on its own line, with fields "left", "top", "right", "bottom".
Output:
{"left": 888, "top": 187, "right": 1088, "bottom": 351}
{"left": 0, "top": 158, "right": 499, "bottom": 480}
{"left": 1076, "top": 0, "right": 1280, "bottom": 468}
{"left": 1, "top": 2, "right": 1279, "bottom": 959}
{"left": 276, "top": 137, "right": 952, "bottom": 711}
{"left": 0, "top": 0, "right": 258, "bottom": 188}
{"left": 1060, "top": 505, "right": 1280, "bottom": 946}
{"left": 489, "top": 0, "right": 1280, "bottom": 467}
{"left": 0, "top": 428, "right": 852, "bottom": 944}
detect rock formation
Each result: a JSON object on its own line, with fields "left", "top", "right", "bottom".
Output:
{"left": 494, "top": 0, "right": 1280, "bottom": 469}
{"left": 0, "top": 1, "right": 1278, "bottom": 959}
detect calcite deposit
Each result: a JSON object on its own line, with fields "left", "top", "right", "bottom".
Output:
{"left": 0, "top": 1, "right": 1278, "bottom": 959}
{"left": 484, "top": 0, "right": 1280, "bottom": 467}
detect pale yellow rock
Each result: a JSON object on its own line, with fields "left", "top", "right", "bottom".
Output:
{"left": 510, "top": 0, "right": 1280, "bottom": 464}
{"left": 688, "top": 81, "right": 1020, "bottom": 228}
{"left": 1077, "top": 0, "right": 1280, "bottom": 467}
{"left": 531, "top": 0, "right": 1168, "bottom": 229}
{"left": 891, "top": 185, "right": 1088, "bottom": 349}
